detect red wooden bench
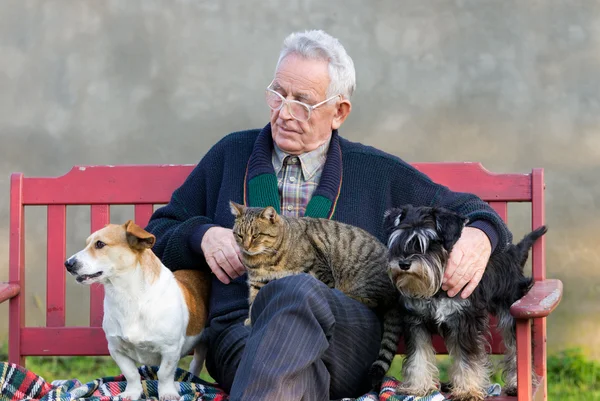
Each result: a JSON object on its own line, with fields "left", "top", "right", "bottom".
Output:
{"left": 1, "top": 163, "right": 562, "bottom": 401}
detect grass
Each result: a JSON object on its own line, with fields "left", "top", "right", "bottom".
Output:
{"left": 1, "top": 345, "right": 599, "bottom": 400}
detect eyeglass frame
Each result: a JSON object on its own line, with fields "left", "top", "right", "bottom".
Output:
{"left": 265, "top": 81, "right": 342, "bottom": 122}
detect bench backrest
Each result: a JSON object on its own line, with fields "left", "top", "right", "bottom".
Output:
{"left": 8, "top": 163, "right": 546, "bottom": 366}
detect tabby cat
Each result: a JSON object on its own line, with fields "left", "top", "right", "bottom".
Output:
{"left": 229, "top": 201, "right": 402, "bottom": 387}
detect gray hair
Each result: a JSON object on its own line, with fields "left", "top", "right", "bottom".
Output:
{"left": 275, "top": 30, "right": 356, "bottom": 99}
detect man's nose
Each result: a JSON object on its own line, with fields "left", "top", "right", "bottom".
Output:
{"left": 278, "top": 101, "right": 294, "bottom": 120}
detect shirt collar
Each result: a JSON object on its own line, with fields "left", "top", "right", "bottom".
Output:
{"left": 272, "top": 140, "right": 329, "bottom": 181}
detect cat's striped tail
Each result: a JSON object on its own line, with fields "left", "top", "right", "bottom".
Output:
{"left": 368, "top": 304, "right": 403, "bottom": 390}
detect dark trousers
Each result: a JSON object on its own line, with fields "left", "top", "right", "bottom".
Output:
{"left": 205, "top": 274, "right": 383, "bottom": 401}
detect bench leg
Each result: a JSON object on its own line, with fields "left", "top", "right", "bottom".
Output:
{"left": 516, "top": 319, "right": 533, "bottom": 401}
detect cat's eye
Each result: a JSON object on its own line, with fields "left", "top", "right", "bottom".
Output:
{"left": 252, "top": 233, "right": 260, "bottom": 239}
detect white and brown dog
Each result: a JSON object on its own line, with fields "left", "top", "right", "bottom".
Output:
{"left": 65, "top": 220, "right": 210, "bottom": 400}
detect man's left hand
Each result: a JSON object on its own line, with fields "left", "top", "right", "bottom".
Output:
{"left": 441, "top": 227, "right": 492, "bottom": 299}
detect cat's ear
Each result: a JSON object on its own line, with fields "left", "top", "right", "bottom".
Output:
{"left": 260, "top": 206, "right": 280, "bottom": 224}
{"left": 230, "top": 201, "right": 246, "bottom": 218}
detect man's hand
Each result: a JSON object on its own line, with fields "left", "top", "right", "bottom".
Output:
{"left": 201, "top": 227, "right": 246, "bottom": 284}
{"left": 441, "top": 227, "right": 491, "bottom": 299}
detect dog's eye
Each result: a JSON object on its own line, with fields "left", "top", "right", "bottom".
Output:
{"left": 95, "top": 240, "right": 106, "bottom": 249}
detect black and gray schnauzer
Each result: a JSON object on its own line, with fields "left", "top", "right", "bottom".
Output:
{"left": 384, "top": 204, "right": 546, "bottom": 401}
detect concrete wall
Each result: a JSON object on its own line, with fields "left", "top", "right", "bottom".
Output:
{"left": 1, "top": 0, "right": 599, "bottom": 357}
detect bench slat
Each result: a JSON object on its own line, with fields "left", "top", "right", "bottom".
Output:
{"left": 413, "top": 162, "right": 532, "bottom": 201}
{"left": 135, "top": 204, "right": 154, "bottom": 229}
{"left": 531, "top": 168, "right": 547, "bottom": 395}
{"left": 489, "top": 201, "right": 508, "bottom": 222}
{"left": 46, "top": 205, "right": 66, "bottom": 327}
{"left": 20, "top": 327, "right": 108, "bottom": 356}
{"left": 18, "top": 163, "right": 532, "bottom": 205}
{"left": 9, "top": 173, "right": 25, "bottom": 366}
{"left": 90, "top": 205, "right": 109, "bottom": 327}
{"left": 21, "top": 165, "right": 195, "bottom": 205}
{"left": 517, "top": 319, "right": 533, "bottom": 399}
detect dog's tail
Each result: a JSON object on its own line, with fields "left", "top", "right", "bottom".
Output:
{"left": 515, "top": 225, "right": 548, "bottom": 268}
{"left": 368, "top": 304, "right": 403, "bottom": 390}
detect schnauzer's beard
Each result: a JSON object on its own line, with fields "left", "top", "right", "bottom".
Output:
{"left": 389, "top": 251, "right": 447, "bottom": 298}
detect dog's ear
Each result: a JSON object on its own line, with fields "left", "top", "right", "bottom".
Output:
{"left": 383, "top": 207, "right": 403, "bottom": 231}
{"left": 230, "top": 201, "right": 246, "bottom": 218}
{"left": 260, "top": 206, "right": 280, "bottom": 224}
{"left": 433, "top": 209, "right": 468, "bottom": 250}
{"left": 124, "top": 220, "right": 156, "bottom": 250}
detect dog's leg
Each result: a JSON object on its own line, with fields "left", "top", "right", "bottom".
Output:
{"left": 444, "top": 318, "right": 491, "bottom": 401}
{"left": 497, "top": 310, "right": 538, "bottom": 396}
{"left": 397, "top": 320, "right": 439, "bottom": 396}
{"left": 498, "top": 310, "right": 518, "bottom": 395}
{"left": 188, "top": 341, "right": 207, "bottom": 377}
{"left": 157, "top": 351, "right": 181, "bottom": 401}
{"left": 110, "top": 349, "right": 143, "bottom": 400}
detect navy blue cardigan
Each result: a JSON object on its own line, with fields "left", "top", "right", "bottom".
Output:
{"left": 146, "top": 123, "right": 511, "bottom": 321}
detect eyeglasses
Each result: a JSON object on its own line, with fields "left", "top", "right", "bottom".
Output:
{"left": 265, "top": 84, "right": 341, "bottom": 122}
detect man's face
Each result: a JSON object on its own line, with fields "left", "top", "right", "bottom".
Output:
{"left": 269, "top": 53, "right": 350, "bottom": 155}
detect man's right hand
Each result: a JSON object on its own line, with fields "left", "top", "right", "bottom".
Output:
{"left": 201, "top": 227, "right": 246, "bottom": 284}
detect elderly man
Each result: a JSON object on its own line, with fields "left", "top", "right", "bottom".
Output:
{"left": 146, "top": 30, "right": 511, "bottom": 401}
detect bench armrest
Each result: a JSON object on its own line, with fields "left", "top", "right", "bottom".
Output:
{"left": 0, "top": 282, "right": 21, "bottom": 304}
{"left": 510, "top": 279, "right": 563, "bottom": 319}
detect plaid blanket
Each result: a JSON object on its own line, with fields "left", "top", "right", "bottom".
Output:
{"left": 0, "top": 362, "right": 500, "bottom": 400}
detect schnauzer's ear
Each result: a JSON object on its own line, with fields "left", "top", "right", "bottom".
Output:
{"left": 433, "top": 209, "right": 469, "bottom": 251}
{"left": 384, "top": 205, "right": 411, "bottom": 231}
{"left": 383, "top": 207, "right": 402, "bottom": 230}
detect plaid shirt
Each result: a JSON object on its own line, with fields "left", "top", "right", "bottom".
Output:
{"left": 272, "top": 141, "right": 329, "bottom": 217}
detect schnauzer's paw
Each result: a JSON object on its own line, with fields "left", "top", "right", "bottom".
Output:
{"left": 449, "top": 389, "right": 486, "bottom": 401}
{"left": 396, "top": 382, "right": 438, "bottom": 397}
{"left": 439, "top": 381, "right": 452, "bottom": 393}
{"left": 504, "top": 384, "right": 517, "bottom": 396}
{"left": 368, "top": 365, "right": 385, "bottom": 391}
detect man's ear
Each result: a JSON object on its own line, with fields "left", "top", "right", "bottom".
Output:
{"left": 124, "top": 220, "right": 156, "bottom": 250}
{"left": 433, "top": 209, "right": 468, "bottom": 251}
{"left": 230, "top": 201, "right": 246, "bottom": 218}
{"left": 331, "top": 99, "right": 352, "bottom": 130}
{"left": 260, "top": 206, "right": 280, "bottom": 224}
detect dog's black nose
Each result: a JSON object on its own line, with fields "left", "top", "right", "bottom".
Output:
{"left": 64, "top": 258, "right": 77, "bottom": 273}
{"left": 398, "top": 261, "right": 411, "bottom": 271}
